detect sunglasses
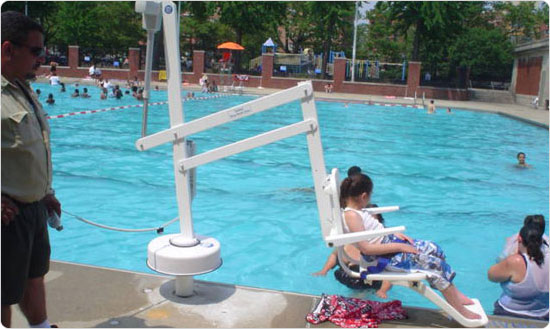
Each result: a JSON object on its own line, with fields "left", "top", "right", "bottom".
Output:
{"left": 11, "top": 41, "right": 45, "bottom": 57}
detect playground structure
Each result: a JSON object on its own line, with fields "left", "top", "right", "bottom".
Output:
{"left": 345, "top": 59, "right": 408, "bottom": 84}
{"left": 250, "top": 50, "right": 346, "bottom": 78}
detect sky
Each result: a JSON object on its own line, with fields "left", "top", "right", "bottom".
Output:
{"left": 358, "top": 1, "right": 377, "bottom": 24}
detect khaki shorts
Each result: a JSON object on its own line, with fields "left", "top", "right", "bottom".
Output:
{"left": 2, "top": 198, "right": 50, "bottom": 305}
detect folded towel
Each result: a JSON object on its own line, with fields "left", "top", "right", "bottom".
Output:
{"left": 306, "top": 294, "right": 407, "bottom": 328}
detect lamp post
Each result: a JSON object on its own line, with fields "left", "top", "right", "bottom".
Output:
{"left": 351, "top": 1, "right": 359, "bottom": 82}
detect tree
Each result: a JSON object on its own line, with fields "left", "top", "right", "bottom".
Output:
{"left": 361, "top": 2, "right": 408, "bottom": 61}
{"left": 51, "top": 2, "right": 143, "bottom": 61}
{"left": 307, "top": 2, "right": 354, "bottom": 79}
{"left": 493, "top": 1, "right": 549, "bottom": 43}
{"left": 388, "top": 1, "right": 485, "bottom": 62}
{"left": 276, "top": 2, "right": 315, "bottom": 53}
{"left": 214, "top": 2, "right": 286, "bottom": 72}
{"left": 1, "top": 1, "right": 60, "bottom": 47}
{"left": 449, "top": 27, "right": 514, "bottom": 81}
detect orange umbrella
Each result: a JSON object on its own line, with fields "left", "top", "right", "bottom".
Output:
{"left": 217, "top": 42, "right": 244, "bottom": 50}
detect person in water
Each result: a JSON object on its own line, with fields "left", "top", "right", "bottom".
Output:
{"left": 81, "top": 88, "right": 90, "bottom": 98}
{"left": 312, "top": 205, "right": 393, "bottom": 297}
{"left": 45, "top": 93, "right": 54, "bottom": 105}
{"left": 340, "top": 173, "right": 481, "bottom": 319}
{"left": 498, "top": 215, "right": 549, "bottom": 262}
{"left": 516, "top": 152, "right": 531, "bottom": 168}
{"left": 427, "top": 100, "right": 436, "bottom": 114}
{"left": 488, "top": 218, "right": 549, "bottom": 320}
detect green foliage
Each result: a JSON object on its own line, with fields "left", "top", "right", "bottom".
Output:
{"left": 277, "top": 2, "right": 315, "bottom": 53}
{"left": 1, "top": 1, "right": 60, "bottom": 44}
{"left": 306, "top": 1, "right": 354, "bottom": 78}
{"left": 3, "top": 1, "right": 541, "bottom": 83}
{"left": 449, "top": 27, "right": 514, "bottom": 80}
{"left": 212, "top": 2, "right": 287, "bottom": 71}
{"left": 51, "top": 2, "right": 143, "bottom": 57}
{"left": 181, "top": 2, "right": 231, "bottom": 54}
{"left": 361, "top": 2, "right": 408, "bottom": 61}
{"left": 493, "top": 1, "right": 549, "bottom": 42}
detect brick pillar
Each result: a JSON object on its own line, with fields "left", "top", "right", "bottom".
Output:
{"left": 68, "top": 45, "right": 79, "bottom": 69}
{"left": 193, "top": 50, "right": 205, "bottom": 82}
{"left": 407, "top": 61, "right": 421, "bottom": 93}
{"left": 333, "top": 58, "right": 347, "bottom": 92}
{"left": 128, "top": 47, "right": 141, "bottom": 79}
{"left": 261, "top": 54, "right": 273, "bottom": 87}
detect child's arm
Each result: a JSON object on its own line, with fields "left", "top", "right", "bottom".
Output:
{"left": 312, "top": 250, "right": 338, "bottom": 276}
{"left": 345, "top": 211, "right": 418, "bottom": 256}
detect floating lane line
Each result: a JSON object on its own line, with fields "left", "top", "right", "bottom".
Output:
{"left": 46, "top": 94, "right": 231, "bottom": 120}
{"left": 364, "top": 100, "right": 422, "bottom": 109}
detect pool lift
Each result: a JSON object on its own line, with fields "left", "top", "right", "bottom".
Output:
{"left": 135, "top": 3, "right": 488, "bottom": 327}
{"left": 135, "top": 1, "right": 332, "bottom": 297}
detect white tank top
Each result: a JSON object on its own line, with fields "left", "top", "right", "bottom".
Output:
{"left": 499, "top": 253, "right": 549, "bottom": 318}
{"left": 342, "top": 208, "right": 384, "bottom": 244}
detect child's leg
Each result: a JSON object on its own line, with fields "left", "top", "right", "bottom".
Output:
{"left": 375, "top": 280, "right": 392, "bottom": 299}
{"left": 455, "top": 288, "right": 474, "bottom": 305}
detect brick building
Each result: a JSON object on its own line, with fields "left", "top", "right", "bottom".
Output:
{"left": 510, "top": 38, "right": 549, "bottom": 109}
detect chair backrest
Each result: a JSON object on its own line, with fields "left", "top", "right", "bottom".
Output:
{"left": 322, "top": 168, "right": 363, "bottom": 278}
{"left": 322, "top": 168, "right": 345, "bottom": 241}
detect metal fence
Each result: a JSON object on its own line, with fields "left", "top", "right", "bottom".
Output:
{"left": 345, "top": 60, "right": 407, "bottom": 85}
{"left": 78, "top": 49, "right": 129, "bottom": 69}
{"left": 45, "top": 46, "right": 68, "bottom": 66}
{"left": 469, "top": 80, "right": 511, "bottom": 90}
{"left": 271, "top": 53, "right": 329, "bottom": 78}
{"left": 204, "top": 51, "right": 236, "bottom": 75}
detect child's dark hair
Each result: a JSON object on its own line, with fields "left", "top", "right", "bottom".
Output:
{"left": 519, "top": 224, "right": 545, "bottom": 266}
{"left": 517, "top": 152, "right": 525, "bottom": 158}
{"left": 340, "top": 173, "right": 373, "bottom": 207}
{"left": 366, "top": 203, "right": 384, "bottom": 225}
{"left": 347, "top": 166, "right": 362, "bottom": 178}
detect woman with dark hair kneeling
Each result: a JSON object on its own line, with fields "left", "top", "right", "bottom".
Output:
{"left": 488, "top": 220, "right": 549, "bottom": 320}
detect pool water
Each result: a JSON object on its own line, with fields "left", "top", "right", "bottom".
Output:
{"left": 34, "top": 82, "right": 549, "bottom": 312}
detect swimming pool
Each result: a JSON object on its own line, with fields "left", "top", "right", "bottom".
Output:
{"left": 34, "top": 82, "right": 549, "bottom": 312}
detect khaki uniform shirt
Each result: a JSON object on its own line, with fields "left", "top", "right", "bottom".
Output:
{"left": 1, "top": 75, "right": 52, "bottom": 203}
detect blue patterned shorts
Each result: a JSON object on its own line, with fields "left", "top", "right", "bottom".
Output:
{"left": 382, "top": 234, "right": 456, "bottom": 290}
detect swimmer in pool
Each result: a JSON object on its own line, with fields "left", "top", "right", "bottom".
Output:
{"left": 516, "top": 152, "right": 531, "bottom": 168}
{"left": 427, "top": 100, "right": 436, "bottom": 114}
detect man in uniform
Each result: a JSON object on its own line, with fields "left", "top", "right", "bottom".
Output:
{"left": 2, "top": 11, "right": 61, "bottom": 328}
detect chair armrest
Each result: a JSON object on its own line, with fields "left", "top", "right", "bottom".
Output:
{"left": 362, "top": 206, "right": 399, "bottom": 214}
{"left": 325, "top": 226, "right": 406, "bottom": 247}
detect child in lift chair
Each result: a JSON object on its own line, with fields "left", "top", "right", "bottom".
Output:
{"left": 339, "top": 173, "right": 481, "bottom": 320}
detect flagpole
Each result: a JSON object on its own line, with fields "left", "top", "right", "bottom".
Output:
{"left": 351, "top": 1, "right": 360, "bottom": 82}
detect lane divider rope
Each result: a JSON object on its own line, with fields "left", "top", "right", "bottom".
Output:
{"left": 365, "top": 101, "right": 422, "bottom": 108}
{"left": 47, "top": 94, "right": 231, "bottom": 120}
{"left": 62, "top": 209, "right": 178, "bottom": 234}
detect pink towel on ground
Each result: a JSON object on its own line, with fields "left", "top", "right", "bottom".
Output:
{"left": 306, "top": 294, "right": 407, "bottom": 328}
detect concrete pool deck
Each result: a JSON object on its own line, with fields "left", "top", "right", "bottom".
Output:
{"left": 10, "top": 261, "right": 549, "bottom": 328}
{"left": 36, "top": 77, "right": 548, "bottom": 129}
